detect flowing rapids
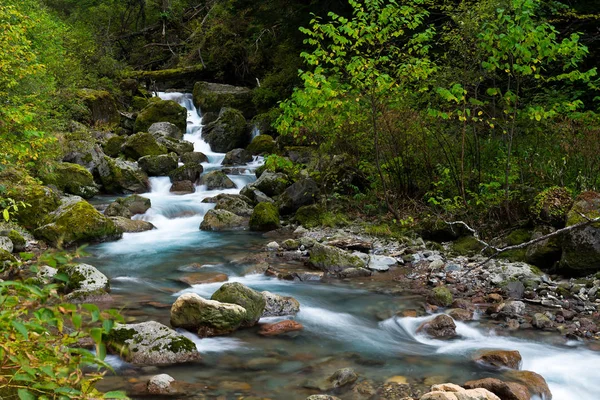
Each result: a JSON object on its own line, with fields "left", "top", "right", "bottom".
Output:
{"left": 85, "top": 92, "right": 599, "bottom": 400}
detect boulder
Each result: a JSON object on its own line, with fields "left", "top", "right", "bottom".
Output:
{"left": 147, "top": 374, "right": 175, "bottom": 395}
{"left": 525, "top": 225, "right": 562, "bottom": 268}
{"left": 247, "top": 134, "right": 276, "bottom": 155}
{"left": 200, "top": 209, "right": 247, "bottom": 231}
{"left": 531, "top": 186, "right": 573, "bottom": 228}
{"left": 61, "top": 128, "right": 106, "bottom": 172}
{"left": 134, "top": 99, "right": 187, "bottom": 133}
{"left": 416, "top": 314, "right": 457, "bottom": 339}
{"left": 560, "top": 191, "right": 600, "bottom": 274}
{"left": 102, "top": 136, "right": 126, "bottom": 157}
{"left": 532, "top": 313, "right": 554, "bottom": 330}
{"left": 222, "top": 148, "right": 252, "bottom": 166}
{"left": 170, "top": 293, "right": 247, "bottom": 337}
{"left": 138, "top": 153, "right": 178, "bottom": 176}
{"left": 170, "top": 180, "right": 195, "bottom": 194}
{"left": 211, "top": 282, "right": 266, "bottom": 327}
{"left": 306, "top": 396, "right": 341, "bottom": 400}
{"left": 62, "top": 263, "right": 109, "bottom": 300}
{"left": 201, "top": 108, "right": 250, "bottom": 153}
{"left": 169, "top": 164, "right": 203, "bottom": 183}
{"left": 156, "top": 136, "right": 195, "bottom": 155}
{"left": 421, "top": 386, "right": 501, "bottom": 400}
{"left": 261, "top": 291, "right": 300, "bottom": 317}
{"left": 367, "top": 255, "right": 397, "bottom": 272}
{"left": 35, "top": 197, "right": 122, "bottom": 247}
{"left": 253, "top": 171, "right": 289, "bottom": 197}
{"left": 0, "top": 237, "right": 13, "bottom": 254}
{"left": 7, "top": 230, "right": 26, "bottom": 252}
{"left": 429, "top": 286, "right": 454, "bottom": 307}
{"left": 104, "top": 194, "right": 151, "bottom": 218}
{"left": 181, "top": 152, "right": 209, "bottom": 164}
{"left": 258, "top": 320, "right": 303, "bottom": 336}
{"left": 192, "top": 81, "right": 253, "bottom": 117}
{"left": 308, "top": 243, "right": 367, "bottom": 275}
{"left": 148, "top": 122, "right": 183, "bottom": 140}
{"left": 96, "top": 157, "right": 150, "bottom": 194}
{"left": 499, "top": 301, "right": 526, "bottom": 318}
{"left": 213, "top": 194, "right": 253, "bottom": 217}
{"left": 106, "top": 321, "right": 200, "bottom": 365}
{"left": 249, "top": 202, "right": 280, "bottom": 231}
{"left": 121, "top": 132, "right": 168, "bottom": 160}
{"left": 504, "top": 370, "right": 552, "bottom": 400}
{"left": 464, "top": 378, "right": 530, "bottom": 400}
{"left": 39, "top": 162, "right": 99, "bottom": 199}
{"left": 240, "top": 185, "right": 273, "bottom": 205}
{"left": 199, "top": 170, "right": 235, "bottom": 190}
{"left": 473, "top": 350, "right": 522, "bottom": 370}
{"left": 0, "top": 249, "right": 16, "bottom": 270}
{"left": 76, "top": 89, "right": 120, "bottom": 125}
{"left": 110, "top": 217, "right": 155, "bottom": 233}
{"left": 446, "top": 308, "right": 474, "bottom": 321}
{"left": 278, "top": 178, "right": 319, "bottom": 215}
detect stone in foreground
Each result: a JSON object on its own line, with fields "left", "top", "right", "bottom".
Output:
{"left": 211, "top": 282, "right": 266, "bottom": 327}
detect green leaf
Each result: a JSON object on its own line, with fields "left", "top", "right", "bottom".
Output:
{"left": 90, "top": 327, "right": 103, "bottom": 344}
{"left": 12, "top": 320, "right": 29, "bottom": 340}
{"left": 18, "top": 389, "right": 36, "bottom": 400}
{"left": 103, "top": 391, "right": 129, "bottom": 399}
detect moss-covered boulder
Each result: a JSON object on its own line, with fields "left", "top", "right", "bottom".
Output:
{"left": 61, "top": 263, "right": 110, "bottom": 300}
{"left": 531, "top": 187, "right": 573, "bottom": 228}
{"left": 134, "top": 99, "right": 187, "bottom": 133}
{"left": 138, "top": 153, "right": 179, "bottom": 176}
{"left": 169, "top": 164, "right": 203, "bottom": 183}
{"left": 199, "top": 171, "right": 235, "bottom": 190}
{"left": 499, "top": 229, "right": 531, "bottom": 262}
{"left": 452, "top": 236, "right": 485, "bottom": 255}
{"left": 212, "top": 194, "right": 253, "bottom": 217}
{"left": 210, "top": 282, "right": 266, "bottom": 327}
{"left": 76, "top": 89, "right": 120, "bottom": 125}
{"left": 181, "top": 152, "right": 209, "bottom": 165}
{"left": 170, "top": 293, "right": 247, "bottom": 337}
{"left": 249, "top": 202, "right": 280, "bottom": 231}
{"left": 0, "top": 237, "right": 13, "bottom": 253}
{"left": 308, "top": 243, "right": 367, "bottom": 276}
{"left": 0, "top": 249, "right": 17, "bottom": 270}
{"left": 121, "top": 132, "right": 168, "bottom": 160}
{"left": 102, "top": 135, "right": 127, "bottom": 158}
{"left": 96, "top": 156, "right": 150, "bottom": 194}
{"left": 7, "top": 230, "right": 26, "bottom": 252}
{"left": 192, "top": 81, "right": 254, "bottom": 117}
{"left": 39, "top": 162, "right": 99, "bottom": 199}
{"left": 428, "top": 286, "right": 454, "bottom": 307}
{"left": 253, "top": 171, "right": 290, "bottom": 197}
{"left": 199, "top": 209, "right": 247, "bottom": 231}
{"left": 201, "top": 108, "right": 250, "bottom": 153}
{"left": 110, "top": 216, "right": 155, "bottom": 233}
{"left": 222, "top": 148, "right": 252, "bottom": 166}
{"left": 148, "top": 122, "right": 183, "bottom": 140}
{"left": 35, "top": 197, "right": 122, "bottom": 247}
{"left": 61, "top": 128, "right": 107, "bottom": 172}
{"left": 156, "top": 136, "right": 195, "bottom": 155}
{"left": 560, "top": 191, "right": 600, "bottom": 274}
{"left": 525, "top": 226, "right": 562, "bottom": 268}
{"left": 278, "top": 178, "right": 319, "bottom": 215}
{"left": 247, "top": 134, "right": 276, "bottom": 155}
{"left": 0, "top": 168, "right": 61, "bottom": 229}
{"left": 239, "top": 186, "right": 273, "bottom": 205}
{"left": 105, "top": 194, "right": 151, "bottom": 218}
{"left": 106, "top": 321, "right": 200, "bottom": 365}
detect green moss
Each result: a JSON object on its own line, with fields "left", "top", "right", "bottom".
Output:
{"left": 103, "top": 136, "right": 127, "bottom": 157}
{"left": 249, "top": 202, "right": 280, "bottom": 231}
{"left": 7, "top": 230, "right": 25, "bottom": 250}
{"left": 76, "top": 89, "right": 120, "bottom": 125}
{"left": 121, "top": 132, "right": 168, "bottom": 160}
{"left": 134, "top": 100, "right": 187, "bottom": 133}
{"left": 167, "top": 336, "right": 197, "bottom": 353}
{"left": 531, "top": 187, "right": 573, "bottom": 228}
{"left": 430, "top": 286, "right": 453, "bottom": 307}
{"left": 125, "top": 65, "right": 204, "bottom": 80}
{"left": 210, "top": 282, "right": 266, "bottom": 327}
{"left": 0, "top": 249, "right": 16, "bottom": 264}
{"left": 506, "top": 229, "right": 532, "bottom": 246}
{"left": 192, "top": 81, "right": 253, "bottom": 117}
{"left": 364, "top": 224, "right": 394, "bottom": 237}
{"left": 247, "top": 135, "right": 276, "bottom": 155}
{"left": 294, "top": 204, "right": 324, "bottom": 228}
{"left": 500, "top": 249, "right": 527, "bottom": 262}
{"left": 39, "top": 162, "right": 98, "bottom": 199}
{"left": 131, "top": 96, "right": 149, "bottom": 110}
{"left": 452, "top": 236, "right": 484, "bottom": 255}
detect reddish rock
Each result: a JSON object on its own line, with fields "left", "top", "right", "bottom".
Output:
{"left": 416, "top": 314, "right": 456, "bottom": 339}
{"left": 505, "top": 370, "right": 552, "bottom": 399}
{"left": 473, "top": 350, "right": 522, "bottom": 370}
{"left": 447, "top": 308, "right": 474, "bottom": 321}
{"left": 178, "top": 272, "right": 228, "bottom": 285}
{"left": 487, "top": 293, "right": 504, "bottom": 303}
{"left": 465, "top": 378, "right": 530, "bottom": 400}
{"left": 258, "top": 320, "right": 303, "bottom": 336}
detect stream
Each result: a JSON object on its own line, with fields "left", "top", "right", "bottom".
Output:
{"left": 86, "top": 92, "right": 600, "bottom": 400}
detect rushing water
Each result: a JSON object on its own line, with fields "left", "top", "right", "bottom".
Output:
{"left": 86, "top": 92, "right": 600, "bottom": 399}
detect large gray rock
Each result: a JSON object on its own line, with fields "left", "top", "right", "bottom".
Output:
{"left": 261, "top": 291, "right": 300, "bottom": 317}
{"left": 213, "top": 194, "right": 253, "bottom": 217}
{"left": 199, "top": 171, "right": 236, "bottom": 190}
{"left": 308, "top": 243, "right": 367, "bottom": 276}
{"left": 134, "top": 99, "right": 187, "bottom": 133}
{"left": 104, "top": 194, "right": 151, "bottom": 218}
{"left": 253, "top": 172, "right": 289, "bottom": 197}
{"left": 169, "top": 164, "right": 203, "bottom": 183}
{"left": 199, "top": 209, "right": 247, "bottom": 231}
{"left": 39, "top": 162, "right": 99, "bottom": 199}
{"left": 0, "top": 237, "right": 14, "bottom": 253}
{"left": 525, "top": 225, "right": 562, "bottom": 268}
{"left": 62, "top": 263, "right": 109, "bottom": 300}
{"left": 106, "top": 321, "right": 200, "bottom": 365}
{"left": 416, "top": 314, "right": 457, "bottom": 339}
{"left": 181, "top": 152, "right": 209, "bottom": 165}
{"left": 147, "top": 374, "right": 175, "bottom": 395}
{"left": 201, "top": 108, "right": 250, "bottom": 153}
{"left": 278, "top": 178, "right": 319, "bottom": 214}
{"left": 240, "top": 185, "right": 274, "bottom": 205}
{"left": 192, "top": 81, "right": 254, "bottom": 117}
{"left": 110, "top": 217, "right": 155, "bottom": 233}
{"left": 222, "top": 148, "right": 252, "bottom": 166}
{"left": 138, "top": 153, "right": 179, "bottom": 176}
{"left": 121, "top": 132, "right": 168, "bottom": 161}
{"left": 148, "top": 122, "right": 183, "bottom": 140}
{"left": 211, "top": 282, "right": 266, "bottom": 327}
{"left": 170, "top": 293, "right": 247, "bottom": 337}
{"left": 96, "top": 157, "right": 150, "bottom": 194}
{"left": 156, "top": 136, "right": 195, "bottom": 155}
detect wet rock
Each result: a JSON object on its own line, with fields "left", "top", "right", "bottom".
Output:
{"left": 428, "top": 286, "right": 454, "bottom": 307}
{"left": 168, "top": 164, "right": 203, "bottom": 183}
{"left": 180, "top": 151, "right": 209, "bottom": 164}
{"left": 105, "top": 194, "right": 151, "bottom": 218}
{"left": 170, "top": 292, "right": 246, "bottom": 336}
{"left": 0, "top": 237, "right": 13, "bottom": 254}
{"left": 147, "top": 374, "right": 175, "bottom": 395}
{"left": 170, "top": 180, "right": 195, "bottom": 194}
{"left": 473, "top": 350, "right": 522, "bottom": 370}
{"left": 421, "top": 385, "right": 501, "bottom": 400}
{"left": 258, "top": 320, "right": 303, "bottom": 336}
{"left": 199, "top": 170, "right": 236, "bottom": 190}
{"left": 202, "top": 108, "right": 250, "bottom": 152}
{"left": 179, "top": 272, "right": 228, "bottom": 285}
{"left": 138, "top": 153, "right": 178, "bottom": 176}
{"left": 110, "top": 217, "right": 155, "bottom": 233}
{"left": 240, "top": 186, "right": 274, "bottom": 205}
{"left": 247, "top": 134, "right": 276, "bottom": 155}
{"left": 96, "top": 157, "right": 150, "bottom": 194}
{"left": 62, "top": 263, "right": 109, "bottom": 300}
{"left": 211, "top": 282, "right": 266, "bottom": 327}
{"left": 121, "top": 132, "right": 168, "bottom": 160}
{"left": 249, "top": 202, "right": 281, "bottom": 232}
{"left": 278, "top": 178, "right": 319, "bottom": 215}
{"left": 309, "top": 243, "right": 367, "bottom": 275}
{"left": 446, "top": 308, "right": 473, "bottom": 321}
{"left": 200, "top": 209, "right": 247, "bottom": 231}
{"left": 499, "top": 301, "right": 526, "bottom": 318}
{"left": 192, "top": 81, "right": 253, "bottom": 117}
{"left": 367, "top": 255, "right": 397, "bottom": 272}
{"left": 222, "top": 148, "right": 252, "bottom": 166}
{"left": 266, "top": 241, "right": 280, "bottom": 251}
{"left": 156, "top": 136, "right": 194, "bottom": 155}
{"left": 148, "top": 122, "right": 183, "bottom": 140}
{"left": 532, "top": 313, "right": 554, "bottom": 330}
{"left": 504, "top": 370, "right": 552, "bottom": 400}
{"left": 134, "top": 99, "right": 187, "bottom": 133}
{"left": 39, "top": 162, "right": 99, "bottom": 199}
{"left": 281, "top": 238, "right": 301, "bottom": 250}
{"left": 261, "top": 291, "right": 300, "bottom": 317}
{"left": 306, "top": 368, "right": 358, "bottom": 391}
{"left": 106, "top": 321, "right": 200, "bottom": 365}
{"left": 464, "top": 378, "right": 529, "bottom": 400}
{"left": 339, "top": 268, "right": 372, "bottom": 278}
{"left": 213, "top": 194, "right": 253, "bottom": 217}
{"left": 253, "top": 171, "right": 290, "bottom": 197}
{"left": 416, "top": 315, "right": 457, "bottom": 339}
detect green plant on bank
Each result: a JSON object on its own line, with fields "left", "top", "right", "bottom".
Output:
{"left": 0, "top": 197, "right": 29, "bottom": 223}
{"left": 0, "top": 249, "right": 127, "bottom": 399}
{"left": 263, "top": 155, "right": 303, "bottom": 179}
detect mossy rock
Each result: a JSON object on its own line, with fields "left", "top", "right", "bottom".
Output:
{"left": 96, "top": 156, "right": 150, "bottom": 194}
{"left": 199, "top": 171, "right": 235, "bottom": 190}
{"left": 253, "top": 171, "right": 290, "bottom": 197}
{"left": 452, "top": 236, "right": 484, "bottom": 255}
{"left": 169, "top": 164, "right": 204, "bottom": 183}
{"left": 531, "top": 187, "right": 573, "bottom": 228}
{"left": 105, "top": 194, "right": 151, "bottom": 218}
{"left": 0, "top": 168, "right": 61, "bottom": 229}
{"left": 121, "top": 132, "right": 168, "bottom": 160}
{"left": 35, "top": 197, "right": 122, "bottom": 247}
{"left": 132, "top": 96, "right": 149, "bottom": 111}
{"left": 278, "top": 178, "right": 319, "bottom": 215}
{"left": 7, "top": 230, "right": 26, "bottom": 252}
{"left": 0, "top": 248, "right": 17, "bottom": 268}
{"left": 134, "top": 99, "right": 187, "bottom": 133}
{"left": 156, "top": 136, "right": 195, "bottom": 155}
{"left": 498, "top": 229, "right": 531, "bottom": 262}
{"left": 213, "top": 194, "right": 253, "bottom": 217}
{"left": 138, "top": 153, "right": 179, "bottom": 176}
{"left": 103, "top": 136, "right": 127, "bottom": 158}
{"left": 39, "top": 162, "right": 99, "bottom": 199}
{"left": 525, "top": 226, "right": 562, "bottom": 268}
{"left": 247, "top": 135, "right": 276, "bottom": 155}
{"left": 429, "top": 286, "right": 453, "bottom": 307}
{"left": 201, "top": 108, "right": 250, "bottom": 153}
{"left": 181, "top": 152, "right": 209, "bottom": 164}
{"left": 76, "top": 89, "right": 120, "bottom": 125}
{"left": 199, "top": 209, "right": 247, "bottom": 231}
{"left": 210, "top": 282, "right": 266, "bottom": 327}
{"left": 61, "top": 263, "right": 110, "bottom": 298}
{"left": 295, "top": 204, "right": 326, "bottom": 228}
{"left": 192, "top": 81, "right": 254, "bottom": 118}
{"left": 308, "top": 243, "right": 367, "bottom": 275}
{"left": 249, "top": 202, "right": 280, "bottom": 231}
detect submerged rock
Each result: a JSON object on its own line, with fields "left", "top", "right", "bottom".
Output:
{"left": 211, "top": 282, "right": 266, "bottom": 327}
{"left": 110, "top": 217, "right": 155, "bottom": 233}
{"left": 306, "top": 368, "right": 358, "bottom": 392}
{"left": 170, "top": 293, "right": 246, "bottom": 337}
{"left": 199, "top": 170, "right": 236, "bottom": 190}
{"left": 200, "top": 209, "right": 247, "bottom": 231}
{"left": 416, "top": 314, "right": 457, "bottom": 339}
{"left": 261, "top": 291, "right": 300, "bottom": 317}
{"left": 258, "top": 320, "right": 303, "bottom": 336}
{"left": 106, "top": 321, "right": 200, "bottom": 365}
{"left": 473, "top": 350, "right": 522, "bottom": 370}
